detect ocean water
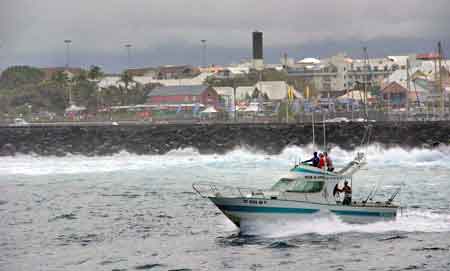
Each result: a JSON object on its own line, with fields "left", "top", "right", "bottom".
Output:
{"left": 1, "top": 145, "right": 450, "bottom": 271}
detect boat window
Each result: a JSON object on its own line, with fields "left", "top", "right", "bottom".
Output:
{"left": 290, "top": 181, "right": 324, "bottom": 193}
{"left": 271, "top": 178, "right": 295, "bottom": 191}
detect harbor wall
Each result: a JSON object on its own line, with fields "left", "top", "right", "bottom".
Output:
{"left": 0, "top": 122, "right": 449, "bottom": 156}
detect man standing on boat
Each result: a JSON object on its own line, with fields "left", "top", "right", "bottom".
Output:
{"left": 336, "top": 181, "right": 352, "bottom": 205}
{"left": 318, "top": 153, "right": 326, "bottom": 169}
{"left": 302, "top": 152, "right": 320, "bottom": 167}
{"left": 324, "top": 152, "right": 334, "bottom": 172}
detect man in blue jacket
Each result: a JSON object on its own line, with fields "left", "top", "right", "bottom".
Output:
{"left": 302, "top": 152, "right": 320, "bottom": 167}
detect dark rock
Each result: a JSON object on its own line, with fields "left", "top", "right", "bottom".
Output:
{"left": 0, "top": 122, "right": 448, "bottom": 156}
{"left": 0, "top": 143, "right": 16, "bottom": 156}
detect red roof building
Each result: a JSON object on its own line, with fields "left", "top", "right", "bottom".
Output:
{"left": 416, "top": 53, "right": 440, "bottom": 60}
{"left": 147, "top": 85, "right": 219, "bottom": 108}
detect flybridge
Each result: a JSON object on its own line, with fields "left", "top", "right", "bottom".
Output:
{"left": 291, "top": 152, "right": 366, "bottom": 178}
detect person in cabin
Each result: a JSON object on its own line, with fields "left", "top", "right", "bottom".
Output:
{"left": 324, "top": 152, "right": 334, "bottom": 172}
{"left": 335, "top": 181, "right": 352, "bottom": 205}
{"left": 302, "top": 152, "right": 320, "bottom": 167}
{"left": 318, "top": 153, "right": 326, "bottom": 169}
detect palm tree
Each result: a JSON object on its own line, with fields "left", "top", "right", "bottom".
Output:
{"left": 119, "top": 70, "right": 134, "bottom": 105}
{"left": 88, "top": 65, "right": 103, "bottom": 81}
{"left": 88, "top": 65, "right": 104, "bottom": 109}
{"left": 74, "top": 70, "right": 88, "bottom": 82}
{"left": 51, "top": 70, "right": 69, "bottom": 86}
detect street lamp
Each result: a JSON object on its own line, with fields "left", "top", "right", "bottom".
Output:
{"left": 125, "top": 44, "right": 132, "bottom": 69}
{"left": 64, "top": 39, "right": 72, "bottom": 69}
{"left": 63, "top": 40, "right": 74, "bottom": 106}
{"left": 201, "top": 39, "right": 207, "bottom": 68}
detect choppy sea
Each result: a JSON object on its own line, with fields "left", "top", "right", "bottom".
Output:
{"left": 1, "top": 145, "right": 450, "bottom": 271}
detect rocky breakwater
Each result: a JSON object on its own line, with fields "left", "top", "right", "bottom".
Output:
{"left": 0, "top": 122, "right": 449, "bottom": 156}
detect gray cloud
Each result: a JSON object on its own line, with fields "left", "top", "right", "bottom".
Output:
{"left": 1, "top": 0, "right": 449, "bottom": 72}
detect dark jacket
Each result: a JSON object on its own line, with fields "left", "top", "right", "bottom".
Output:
{"left": 304, "top": 155, "right": 320, "bottom": 167}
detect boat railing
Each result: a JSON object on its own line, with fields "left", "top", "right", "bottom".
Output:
{"left": 192, "top": 181, "right": 264, "bottom": 199}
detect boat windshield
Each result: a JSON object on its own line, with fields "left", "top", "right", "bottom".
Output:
{"left": 289, "top": 180, "right": 324, "bottom": 193}
{"left": 271, "top": 178, "right": 295, "bottom": 191}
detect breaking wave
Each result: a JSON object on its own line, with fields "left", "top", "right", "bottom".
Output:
{"left": 0, "top": 145, "right": 449, "bottom": 176}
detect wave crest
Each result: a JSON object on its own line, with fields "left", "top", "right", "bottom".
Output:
{"left": 1, "top": 145, "right": 449, "bottom": 176}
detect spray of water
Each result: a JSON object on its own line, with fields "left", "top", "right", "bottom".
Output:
{"left": 240, "top": 209, "right": 450, "bottom": 237}
{"left": 1, "top": 145, "right": 449, "bottom": 236}
{"left": 1, "top": 145, "right": 448, "bottom": 176}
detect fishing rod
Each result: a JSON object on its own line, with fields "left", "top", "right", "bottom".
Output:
{"left": 387, "top": 187, "right": 401, "bottom": 204}
{"left": 362, "top": 180, "right": 380, "bottom": 204}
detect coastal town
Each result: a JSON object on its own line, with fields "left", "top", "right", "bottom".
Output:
{"left": 1, "top": 32, "right": 449, "bottom": 125}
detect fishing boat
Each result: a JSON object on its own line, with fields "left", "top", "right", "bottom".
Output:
{"left": 193, "top": 152, "right": 400, "bottom": 227}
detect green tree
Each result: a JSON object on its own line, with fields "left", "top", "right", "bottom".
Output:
{"left": 0, "top": 66, "right": 45, "bottom": 89}
{"left": 99, "top": 86, "right": 122, "bottom": 106}
{"left": 204, "top": 75, "right": 256, "bottom": 87}
{"left": 51, "top": 71, "right": 69, "bottom": 86}
{"left": 9, "top": 81, "right": 67, "bottom": 114}
{"left": 118, "top": 71, "right": 134, "bottom": 105}
{"left": 88, "top": 65, "right": 103, "bottom": 81}
{"left": 73, "top": 70, "right": 88, "bottom": 82}
{"left": 261, "top": 69, "right": 288, "bottom": 81}
{"left": 71, "top": 79, "right": 97, "bottom": 110}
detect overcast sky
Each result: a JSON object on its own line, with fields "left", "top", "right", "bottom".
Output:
{"left": 1, "top": 0, "right": 449, "bottom": 72}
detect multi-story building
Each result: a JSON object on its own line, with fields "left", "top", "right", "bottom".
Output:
{"left": 286, "top": 53, "right": 405, "bottom": 94}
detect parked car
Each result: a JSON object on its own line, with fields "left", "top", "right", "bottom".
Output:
{"left": 9, "top": 118, "right": 29, "bottom": 126}
{"left": 325, "top": 117, "right": 349, "bottom": 123}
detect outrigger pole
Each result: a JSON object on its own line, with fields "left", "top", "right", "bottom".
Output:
{"left": 323, "top": 111, "right": 327, "bottom": 152}
{"left": 312, "top": 111, "right": 315, "bottom": 150}
{"left": 323, "top": 112, "right": 327, "bottom": 171}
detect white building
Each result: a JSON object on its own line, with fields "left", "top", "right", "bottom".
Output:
{"left": 287, "top": 53, "right": 408, "bottom": 93}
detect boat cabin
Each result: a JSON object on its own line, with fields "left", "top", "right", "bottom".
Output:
{"left": 270, "top": 169, "right": 349, "bottom": 204}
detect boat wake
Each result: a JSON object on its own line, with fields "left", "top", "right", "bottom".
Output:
{"left": 239, "top": 209, "right": 450, "bottom": 237}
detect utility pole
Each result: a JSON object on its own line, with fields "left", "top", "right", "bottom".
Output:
{"left": 125, "top": 44, "right": 132, "bottom": 69}
{"left": 201, "top": 39, "right": 207, "bottom": 68}
{"left": 64, "top": 39, "right": 73, "bottom": 106}
{"left": 283, "top": 52, "right": 288, "bottom": 69}
{"left": 438, "top": 41, "right": 444, "bottom": 118}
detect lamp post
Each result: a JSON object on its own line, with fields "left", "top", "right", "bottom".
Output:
{"left": 201, "top": 39, "right": 207, "bottom": 68}
{"left": 64, "top": 39, "right": 72, "bottom": 69}
{"left": 125, "top": 44, "right": 132, "bottom": 69}
{"left": 64, "top": 40, "right": 73, "bottom": 106}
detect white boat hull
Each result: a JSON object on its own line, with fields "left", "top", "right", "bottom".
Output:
{"left": 210, "top": 197, "right": 398, "bottom": 227}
